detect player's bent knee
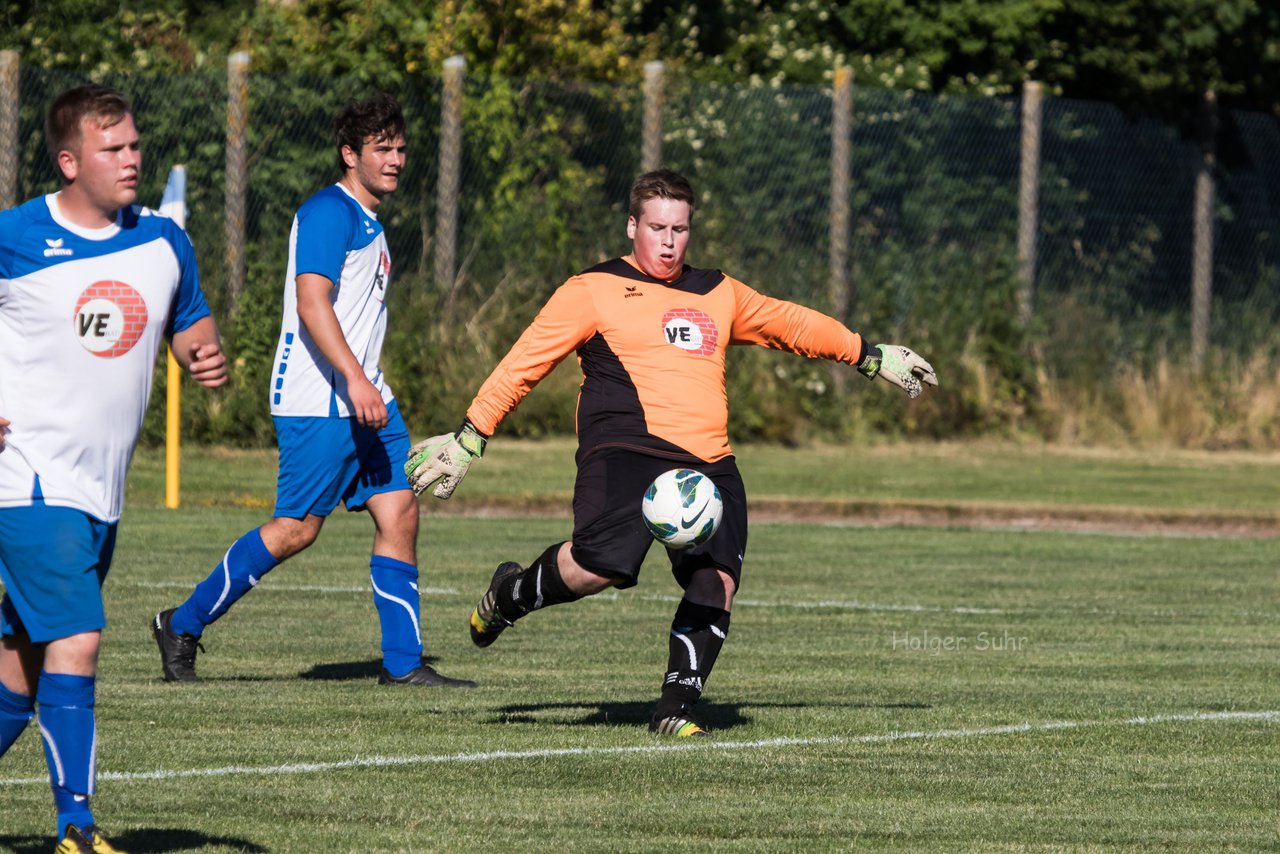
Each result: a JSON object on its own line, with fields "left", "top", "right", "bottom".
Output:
{"left": 559, "top": 545, "right": 625, "bottom": 595}
{"left": 262, "top": 516, "right": 324, "bottom": 558}
{"left": 43, "top": 631, "right": 102, "bottom": 675}
{"left": 685, "top": 567, "right": 736, "bottom": 609}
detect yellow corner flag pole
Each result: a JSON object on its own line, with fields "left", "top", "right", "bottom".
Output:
{"left": 160, "top": 165, "right": 188, "bottom": 509}
{"left": 166, "top": 349, "right": 181, "bottom": 508}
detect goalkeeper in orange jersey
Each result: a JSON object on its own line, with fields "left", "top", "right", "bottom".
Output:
{"left": 407, "top": 169, "right": 937, "bottom": 737}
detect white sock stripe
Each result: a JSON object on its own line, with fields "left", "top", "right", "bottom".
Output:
{"left": 711, "top": 626, "right": 727, "bottom": 640}
{"left": 208, "top": 544, "right": 236, "bottom": 615}
{"left": 370, "top": 578, "right": 422, "bottom": 647}
{"left": 2, "top": 710, "right": 1273, "bottom": 788}
{"left": 533, "top": 566, "right": 544, "bottom": 610}
{"left": 88, "top": 719, "right": 97, "bottom": 795}
{"left": 36, "top": 720, "right": 65, "bottom": 787}
{"left": 671, "top": 629, "right": 698, "bottom": 671}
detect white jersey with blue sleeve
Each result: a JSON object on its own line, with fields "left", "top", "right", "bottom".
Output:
{"left": 0, "top": 194, "right": 211, "bottom": 523}
{"left": 270, "top": 183, "right": 393, "bottom": 418}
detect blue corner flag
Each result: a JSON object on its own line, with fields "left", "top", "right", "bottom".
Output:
{"left": 158, "top": 165, "right": 188, "bottom": 230}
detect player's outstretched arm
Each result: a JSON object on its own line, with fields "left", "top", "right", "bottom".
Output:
{"left": 171, "top": 316, "right": 229, "bottom": 389}
{"left": 857, "top": 344, "right": 939, "bottom": 399}
{"left": 404, "top": 420, "right": 488, "bottom": 499}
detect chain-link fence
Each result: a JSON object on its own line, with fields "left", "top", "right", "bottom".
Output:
{"left": 5, "top": 59, "right": 1277, "bottom": 442}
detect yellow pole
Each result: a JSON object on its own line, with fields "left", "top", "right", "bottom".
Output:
{"left": 165, "top": 348, "right": 181, "bottom": 508}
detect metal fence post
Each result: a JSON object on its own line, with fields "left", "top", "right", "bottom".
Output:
{"left": 1190, "top": 90, "right": 1216, "bottom": 372}
{"left": 435, "top": 55, "right": 464, "bottom": 288}
{"left": 642, "top": 61, "right": 664, "bottom": 172}
{"left": 1017, "top": 81, "right": 1043, "bottom": 327}
{"left": 829, "top": 65, "right": 852, "bottom": 323}
{"left": 0, "top": 51, "right": 19, "bottom": 210}
{"left": 225, "top": 51, "right": 250, "bottom": 315}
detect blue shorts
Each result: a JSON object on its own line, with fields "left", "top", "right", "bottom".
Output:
{"left": 0, "top": 505, "right": 118, "bottom": 643}
{"left": 273, "top": 399, "right": 412, "bottom": 518}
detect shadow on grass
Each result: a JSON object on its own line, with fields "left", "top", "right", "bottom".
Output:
{"left": 297, "top": 656, "right": 445, "bottom": 681}
{"left": 488, "top": 699, "right": 931, "bottom": 732}
{"left": 0, "top": 828, "right": 267, "bottom": 853}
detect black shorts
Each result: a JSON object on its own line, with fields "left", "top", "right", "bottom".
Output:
{"left": 569, "top": 446, "right": 747, "bottom": 591}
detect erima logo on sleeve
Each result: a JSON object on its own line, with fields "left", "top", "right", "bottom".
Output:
{"left": 661, "top": 308, "right": 718, "bottom": 356}
{"left": 73, "top": 281, "right": 148, "bottom": 357}
{"left": 44, "top": 238, "right": 74, "bottom": 258}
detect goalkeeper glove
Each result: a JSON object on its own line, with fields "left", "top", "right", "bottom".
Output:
{"left": 404, "top": 420, "right": 488, "bottom": 499}
{"left": 857, "top": 344, "right": 939, "bottom": 399}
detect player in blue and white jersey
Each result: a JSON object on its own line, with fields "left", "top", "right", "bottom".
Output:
{"left": 153, "top": 93, "right": 474, "bottom": 689}
{"left": 0, "top": 84, "right": 227, "bottom": 853}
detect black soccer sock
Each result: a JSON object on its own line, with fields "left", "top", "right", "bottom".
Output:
{"left": 495, "top": 542, "right": 582, "bottom": 620}
{"left": 656, "top": 598, "right": 731, "bottom": 717}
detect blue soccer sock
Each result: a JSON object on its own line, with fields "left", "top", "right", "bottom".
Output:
{"left": 36, "top": 671, "right": 96, "bottom": 838}
{"left": 369, "top": 555, "right": 423, "bottom": 678}
{"left": 0, "top": 679, "right": 35, "bottom": 756}
{"left": 171, "top": 528, "right": 281, "bottom": 637}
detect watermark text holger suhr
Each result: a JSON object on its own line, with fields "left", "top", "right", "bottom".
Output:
{"left": 891, "top": 629, "right": 1029, "bottom": 655}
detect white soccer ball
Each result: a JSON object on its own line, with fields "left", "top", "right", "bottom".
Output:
{"left": 641, "top": 468, "right": 723, "bottom": 549}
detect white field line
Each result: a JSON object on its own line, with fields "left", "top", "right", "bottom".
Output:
{"left": 1, "top": 710, "right": 1274, "bottom": 788}
{"left": 123, "top": 581, "right": 1000, "bottom": 614}
{"left": 122, "top": 580, "right": 458, "bottom": 596}
{"left": 118, "top": 582, "right": 1277, "bottom": 620}
{"left": 634, "top": 594, "right": 1003, "bottom": 614}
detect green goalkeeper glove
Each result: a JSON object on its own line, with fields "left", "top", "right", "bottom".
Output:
{"left": 404, "top": 420, "right": 488, "bottom": 499}
{"left": 857, "top": 343, "right": 939, "bottom": 399}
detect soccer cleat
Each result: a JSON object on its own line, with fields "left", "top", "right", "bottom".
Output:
{"left": 56, "top": 823, "right": 126, "bottom": 853}
{"left": 469, "top": 561, "right": 522, "bottom": 648}
{"left": 649, "top": 705, "right": 711, "bottom": 738}
{"left": 378, "top": 664, "right": 477, "bottom": 688}
{"left": 150, "top": 609, "right": 203, "bottom": 683}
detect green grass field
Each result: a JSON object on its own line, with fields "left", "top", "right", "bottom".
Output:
{"left": 3, "top": 442, "right": 1278, "bottom": 851}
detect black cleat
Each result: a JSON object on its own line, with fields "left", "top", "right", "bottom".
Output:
{"left": 378, "top": 664, "right": 476, "bottom": 688}
{"left": 469, "top": 561, "right": 523, "bottom": 648}
{"left": 649, "top": 704, "right": 711, "bottom": 738}
{"left": 151, "top": 608, "right": 202, "bottom": 683}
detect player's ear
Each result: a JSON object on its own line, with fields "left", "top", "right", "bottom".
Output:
{"left": 56, "top": 148, "right": 78, "bottom": 183}
{"left": 626, "top": 215, "right": 638, "bottom": 240}
{"left": 340, "top": 144, "right": 359, "bottom": 170}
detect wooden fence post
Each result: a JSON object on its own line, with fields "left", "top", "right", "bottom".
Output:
{"left": 0, "top": 51, "right": 19, "bottom": 210}
{"left": 642, "top": 61, "right": 665, "bottom": 172}
{"left": 829, "top": 65, "right": 852, "bottom": 323}
{"left": 1190, "top": 90, "right": 1216, "bottom": 372}
{"left": 224, "top": 51, "right": 250, "bottom": 314}
{"left": 435, "top": 55, "right": 465, "bottom": 288}
{"left": 1017, "top": 81, "right": 1043, "bottom": 327}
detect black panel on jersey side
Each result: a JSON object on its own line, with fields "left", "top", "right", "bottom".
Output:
{"left": 574, "top": 331, "right": 699, "bottom": 463}
{"left": 575, "top": 331, "right": 648, "bottom": 461}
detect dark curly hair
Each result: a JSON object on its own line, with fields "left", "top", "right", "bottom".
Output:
{"left": 334, "top": 93, "right": 405, "bottom": 171}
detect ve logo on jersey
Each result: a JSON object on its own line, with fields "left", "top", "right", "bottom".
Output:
{"left": 73, "top": 281, "right": 148, "bottom": 358}
{"left": 661, "top": 308, "right": 718, "bottom": 356}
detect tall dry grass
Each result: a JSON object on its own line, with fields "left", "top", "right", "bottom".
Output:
{"left": 1038, "top": 353, "right": 1280, "bottom": 449}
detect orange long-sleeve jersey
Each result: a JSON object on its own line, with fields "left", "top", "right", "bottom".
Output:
{"left": 466, "top": 257, "right": 866, "bottom": 463}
